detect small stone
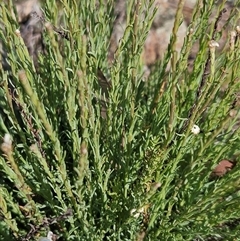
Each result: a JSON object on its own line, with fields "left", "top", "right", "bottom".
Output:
{"left": 211, "top": 160, "right": 234, "bottom": 177}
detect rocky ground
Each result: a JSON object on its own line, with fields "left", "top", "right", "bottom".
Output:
{"left": 7, "top": 0, "right": 236, "bottom": 71}
{"left": 110, "top": 0, "right": 235, "bottom": 68}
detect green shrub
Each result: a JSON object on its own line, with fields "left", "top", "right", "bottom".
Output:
{"left": 0, "top": 0, "right": 240, "bottom": 240}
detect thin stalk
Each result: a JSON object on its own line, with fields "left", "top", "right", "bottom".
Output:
{"left": 180, "top": 7, "right": 227, "bottom": 133}
{"left": 18, "top": 71, "right": 77, "bottom": 209}
{"left": 168, "top": 0, "right": 185, "bottom": 132}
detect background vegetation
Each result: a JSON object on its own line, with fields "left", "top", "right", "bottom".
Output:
{"left": 0, "top": 0, "right": 240, "bottom": 240}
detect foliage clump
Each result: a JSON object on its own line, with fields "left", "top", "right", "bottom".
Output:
{"left": 0, "top": 0, "right": 240, "bottom": 240}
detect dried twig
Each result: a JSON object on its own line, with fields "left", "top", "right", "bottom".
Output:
{"left": 10, "top": 87, "right": 46, "bottom": 158}
{"left": 30, "top": 11, "right": 70, "bottom": 41}
{"left": 21, "top": 209, "right": 73, "bottom": 241}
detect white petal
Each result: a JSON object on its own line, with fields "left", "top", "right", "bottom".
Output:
{"left": 191, "top": 125, "right": 200, "bottom": 135}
